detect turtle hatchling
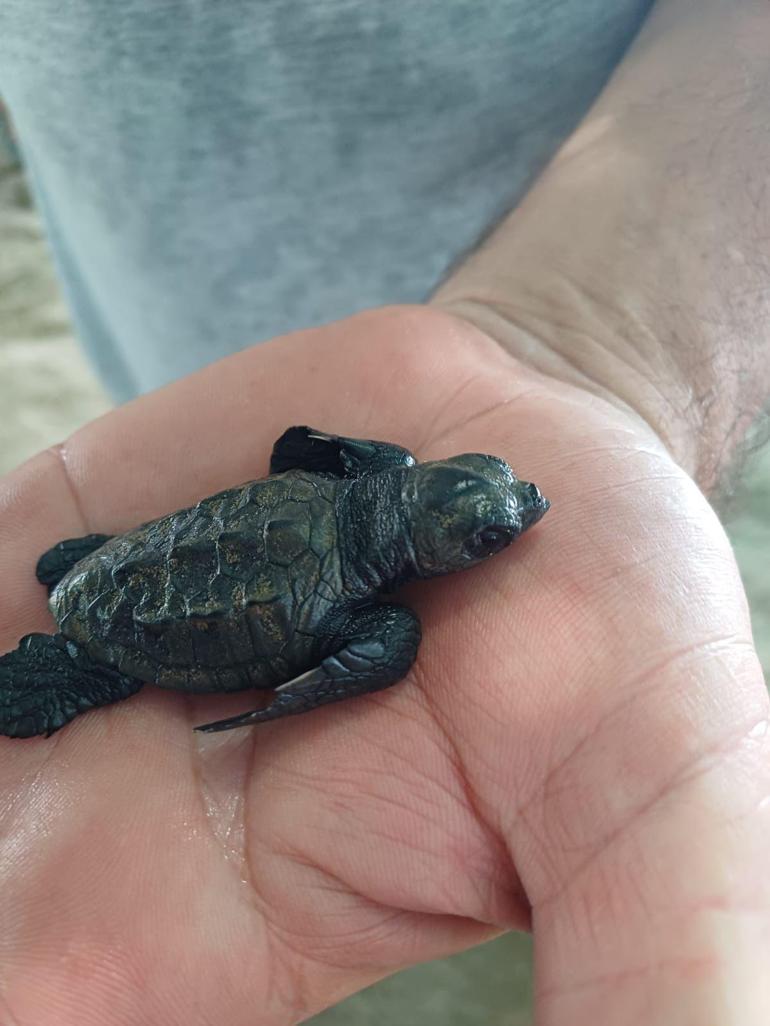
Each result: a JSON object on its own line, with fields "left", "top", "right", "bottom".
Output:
{"left": 0, "top": 426, "right": 549, "bottom": 738}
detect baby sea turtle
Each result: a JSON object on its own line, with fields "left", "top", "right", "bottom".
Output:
{"left": 0, "top": 427, "right": 549, "bottom": 739}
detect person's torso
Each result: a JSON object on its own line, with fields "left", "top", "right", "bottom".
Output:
{"left": 0, "top": 0, "right": 654, "bottom": 399}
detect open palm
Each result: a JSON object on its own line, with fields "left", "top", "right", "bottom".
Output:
{"left": 1, "top": 307, "right": 768, "bottom": 1026}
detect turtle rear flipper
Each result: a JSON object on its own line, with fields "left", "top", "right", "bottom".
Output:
{"left": 0, "top": 634, "right": 142, "bottom": 738}
{"left": 36, "top": 533, "right": 113, "bottom": 593}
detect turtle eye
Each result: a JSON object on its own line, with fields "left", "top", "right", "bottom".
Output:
{"left": 464, "top": 525, "right": 514, "bottom": 560}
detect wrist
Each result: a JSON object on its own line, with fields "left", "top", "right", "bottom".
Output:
{"left": 430, "top": 286, "right": 707, "bottom": 496}
{"left": 431, "top": 0, "right": 770, "bottom": 497}
{"left": 431, "top": 124, "right": 767, "bottom": 497}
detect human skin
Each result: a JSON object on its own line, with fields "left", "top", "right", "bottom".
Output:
{"left": 1, "top": 0, "right": 769, "bottom": 1024}
{"left": 0, "top": 307, "right": 768, "bottom": 1026}
{"left": 434, "top": 0, "right": 770, "bottom": 499}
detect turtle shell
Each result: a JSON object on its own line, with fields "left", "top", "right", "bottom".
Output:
{"left": 50, "top": 472, "right": 346, "bottom": 692}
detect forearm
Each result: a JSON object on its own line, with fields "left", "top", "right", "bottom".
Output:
{"left": 432, "top": 0, "right": 770, "bottom": 495}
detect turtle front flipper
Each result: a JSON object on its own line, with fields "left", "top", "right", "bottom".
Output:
{"left": 195, "top": 604, "right": 421, "bottom": 732}
{"left": 0, "top": 634, "right": 143, "bottom": 738}
{"left": 270, "top": 426, "right": 416, "bottom": 478}
{"left": 36, "top": 533, "right": 113, "bottom": 593}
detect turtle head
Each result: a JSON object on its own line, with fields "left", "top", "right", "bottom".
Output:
{"left": 406, "top": 454, "right": 549, "bottom": 578}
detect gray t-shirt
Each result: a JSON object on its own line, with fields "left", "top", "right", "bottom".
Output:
{"left": 0, "top": 1, "right": 653, "bottom": 400}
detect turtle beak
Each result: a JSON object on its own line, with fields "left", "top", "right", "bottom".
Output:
{"left": 520, "top": 482, "right": 550, "bottom": 531}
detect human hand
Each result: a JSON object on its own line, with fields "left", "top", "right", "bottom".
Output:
{"left": 1, "top": 307, "right": 767, "bottom": 1025}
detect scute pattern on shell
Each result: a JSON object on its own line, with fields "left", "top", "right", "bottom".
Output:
{"left": 50, "top": 472, "right": 344, "bottom": 692}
